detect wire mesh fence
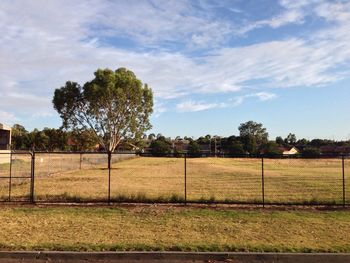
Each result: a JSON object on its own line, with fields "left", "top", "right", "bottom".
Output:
{"left": 0, "top": 151, "right": 349, "bottom": 206}
{"left": 0, "top": 152, "right": 32, "bottom": 202}
{"left": 187, "top": 157, "right": 262, "bottom": 203}
{"left": 33, "top": 152, "right": 135, "bottom": 202}
{"left": 110, "top": 157, "right": 184, "bottom": 202}
{"left": 345, "top": 156, "right": 350, "bottom": 204}
{"left": 264, "top": 157, "right": 344, "bottom": 205}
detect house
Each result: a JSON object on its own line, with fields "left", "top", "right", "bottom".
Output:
{"left": 282, "top": 146, "right": 299, "bottom": 156}
{"left": 172, "top": 139, "right": 190, "bottom": 152}
{"left": 0, "top": 123, "right": 11, "bottom": 164}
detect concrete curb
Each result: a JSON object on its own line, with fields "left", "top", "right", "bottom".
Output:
{"left": 0, "top": 251, "right": 349, "bottom": 263}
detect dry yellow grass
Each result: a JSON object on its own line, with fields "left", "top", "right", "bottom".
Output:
{"left": 0, "top": 156, "right": 348, "bottom": 204}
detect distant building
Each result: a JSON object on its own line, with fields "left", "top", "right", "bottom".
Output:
{"left": 0, "top": 123, "right": 11, "bottom": 164}
{"left": 282, "top": 146, "right": 299, "bottom": 156}
{"left": 172, "top": 139, "right": 190, "bottom": 152}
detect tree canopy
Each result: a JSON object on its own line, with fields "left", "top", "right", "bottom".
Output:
{"left": 238, "top": 121, "right": 268, "bottom": 154}
{"left": 150, "top": 136, "right": 172, "bottom": 157}
{"left": 53, "top": 68, "right": 153, "bottom": 152}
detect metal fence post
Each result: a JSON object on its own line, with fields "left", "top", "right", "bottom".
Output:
{"left": 79, "top": 152, "right": 83, "bottom": 170}
{"left": 8, "top": 150, "right": 13, "bottom": 201}
{"left": 184, "top": 153, "right": 187, "bottom": 204}
{"left": 262, "top": 157, "right": 265, "bottom": 208}
{"left": 342, "top": 155, "right": 346, "bottom": 207}
{"left": 30, "top": 150, "right": 36, "bottom": 203}
{"left": 108, "top": 151, "right": 111, "bottom": 204}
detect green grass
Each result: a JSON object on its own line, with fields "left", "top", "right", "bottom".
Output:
{"left": 0, "top": 206, "right": 349, "bottom": 252}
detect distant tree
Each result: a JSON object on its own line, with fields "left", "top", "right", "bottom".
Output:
{"left": 148, "top": 133, "right": 156, "bottom": 141}
{"left": 296, "top": 138, "right": 309, "bottom": 146}
{"left": 149, "top": 136, "right": 172, "bottom": 157}
{"left": 262, "top": 141, "right": 282, "bottom": 157}
{"left": 197, "top": 136, "right": 209, "bottom": 145}
{"left": 240, "top": 135, "right": 258, "bottom": 154}
{"left": 70, "top": 129, "right": 99, "bottom": 151}
{"left": 238, "top": 121, "right": 268, "bottom": 154}
{"left": 28, "top": 129, "right": 49, "bottom": 150}
{"left": 11, "top": 124, "right": 29, "bottom": 150}
{"left": 284, "top": 133, "right": 297, "bottom": 145}
{"left": 275, "top": 136, "right": 284, "bottom": 146}
{"left": 310, "top": 139, "right": 333, "bottom": 147}
{"left": 187, "top": 140, "right": 201, "bottom": 157}
{"left": 227, "top": 141, "right": 245, "bottom": 156}
{"left": 302, "top": 147, "right": 321, "bottom": 157}
{"left": 238, "top": 121, "right": 269, "bottom": 144}
{"left": 221, "top": 136, "right": 244, "bottom": 156}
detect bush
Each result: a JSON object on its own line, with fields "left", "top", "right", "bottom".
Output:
{"left": 149, "top": 137, "right": 172, "bottom": 157}
{"left": 302, "top": 147, "right": 321, "bottom": 157}
{"left": 187, "top": 141, "right": 201, "bottom": 157}
{"left": 227, "top": 141, "right": 245, "bottom": 157}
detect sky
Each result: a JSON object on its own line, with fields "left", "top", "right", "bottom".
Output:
{"left": 0, "top": 0, "right": 350, "bottom": 140}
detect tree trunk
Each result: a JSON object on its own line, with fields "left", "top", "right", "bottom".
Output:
{"left": 107, "top": 151, "right": 111, "bottom": 204}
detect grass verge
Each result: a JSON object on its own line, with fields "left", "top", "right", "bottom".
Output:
{"left": 0, "top": 206, "right": 349, "bottom": 252}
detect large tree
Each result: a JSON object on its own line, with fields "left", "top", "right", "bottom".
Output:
{"left": 53, "top": 68, "right": 153, "bottom": 153}
{"left": 238, "top": 121, "right": 268, "bottom": 154}
{"left": 284, "top": 133, "right": 297, "bottom": 145}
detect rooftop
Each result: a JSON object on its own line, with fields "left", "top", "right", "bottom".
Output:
{"left": 0, "top": 123, "right": 11, "bottom": 131}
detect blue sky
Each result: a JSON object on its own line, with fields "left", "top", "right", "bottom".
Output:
{"left": 0, "top": 0, "right": 350, "bottom": 140}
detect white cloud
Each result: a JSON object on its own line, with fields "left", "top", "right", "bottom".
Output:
{"left": 0, "top": 111, "right": 19, "bottom": 125}
{"left": 31, "top": 112, "right": 54, "bottom": 119}
{"left": 176, "top": 91, "right": 277, "bottom": 113}
{"left": 315, "top": 1, "right": 350, "bottom": 22}
{"left": 89, "top": 0, "right": 233, "bottom": 49}
{"left": 176, "top": 100, "right": 227, "bottom": 112}
{"left": 230, "top": 91, "right": 277, "bottom": 107}
{"left": 0, "top": 0, "right": 350, "bottom": 122}
{"left": 279, "top": 0, "right": 322, "bottom": 9}
{"left": 239, "top": 9, "right": 305, "bottom": 34}
{"left": 153, "top": 100, "right": 167, "bottom": 117}
{"left": 253, "top": 92, "right": 278, "bottom": 101}
{"left": 231, "top": 97, "right": 244, "bottom": 107}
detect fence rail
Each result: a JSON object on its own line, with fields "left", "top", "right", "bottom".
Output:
{"left": 0, "top": 151, "right": 348, "bottom": 206}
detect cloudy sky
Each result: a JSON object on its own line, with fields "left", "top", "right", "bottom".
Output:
{"left": 0, "top": 0, "right": 350, "bottom": 140}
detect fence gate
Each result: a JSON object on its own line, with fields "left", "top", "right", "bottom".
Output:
{"left": 0, "top": 152, "right": 33, "bottom": 202}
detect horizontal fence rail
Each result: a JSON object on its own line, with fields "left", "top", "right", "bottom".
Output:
{"left": 0, "top": 151, "right": 348, "bottom": 206}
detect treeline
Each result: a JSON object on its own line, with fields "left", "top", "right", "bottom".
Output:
{"left": 9, "top": 122, "right": 350, "bottom": 156}
{"left": 11, "top": 124, "right": 99, "bottom": 151}
{"left": 147, "top": 121, "right": 350, "bottom": 157}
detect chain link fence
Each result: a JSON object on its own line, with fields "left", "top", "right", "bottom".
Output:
{"left": 345, "top": 156, "right": 350, "bottom": 204}
{"left": 0, "top": 152, "right": 32, "bottom": 202}
{"left": 187, "top": 157, "right": 262, "bottom": 203}
{"left": 0, "top": 152, "right": 349, "bottom": 205}
{"left": 264, "top": 157, "right": 344, "bottom": 205}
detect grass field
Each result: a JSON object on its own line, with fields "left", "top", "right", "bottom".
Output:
{"left": 0, "top": 206, "right": 349, "bottom": 252}
{"left": 0, "top": 156, "right": 349, "bottom": 204}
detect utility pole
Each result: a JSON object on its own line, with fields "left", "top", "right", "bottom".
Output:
{"left": 209, "top": 139, "right": 211, "bottom": 156}
{"left": 214, "top": 137, "right": 217, "bottom": 157}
